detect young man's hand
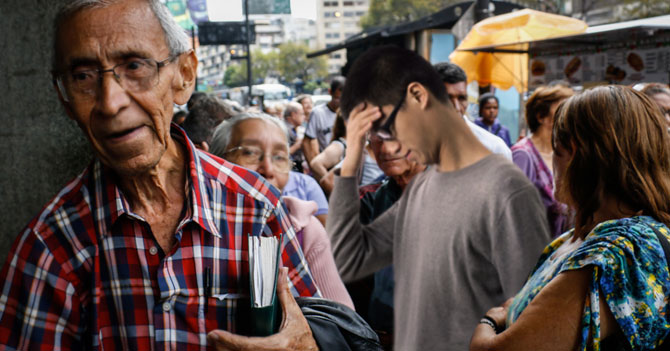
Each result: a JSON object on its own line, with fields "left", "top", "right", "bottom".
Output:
{"left": 340, "top": 103, "right": 382, "bottom": 177}
{"left": 207, "top": 268, "right": 318, "bottom": 351}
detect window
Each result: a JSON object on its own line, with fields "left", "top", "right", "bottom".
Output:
{"left": 324, "top": 12, "right": 333, "bottom": 17}
{"left": 355, "top": 11, "right": 365, "bottom": 16}
{"left": 330, "top": 53, "right": 342, "bottom": 59}
{"left": 343, "top": 1, "right": 354, "bottom": 5}
{"left": 324, "top": 1, "right": 338, "bottom": 6}
{"left": 345, "top": 32, "right": 356, "bottom": 38}
{"left": 343, "top": 11, "right": 354, "bottom": 17}
{"left": 326, "top": 32, "right": 341, "bottom": 39}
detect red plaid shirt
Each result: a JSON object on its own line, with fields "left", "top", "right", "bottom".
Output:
{"left": 0, "top": 127, "right": 319, "bottom": 350}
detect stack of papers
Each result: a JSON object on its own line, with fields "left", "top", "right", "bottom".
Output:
{"left": 248, "top": 235, "right": 280, "bottom": 308}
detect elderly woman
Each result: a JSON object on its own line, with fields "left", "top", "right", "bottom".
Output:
{"left": 470, "top": 86, "right": 670, "bottom": 350}
{"left": 512, "top": 86, "right": 574, "bottom": 237}
{"left": 209, "top": 113, "right": 354, "bottom": 310}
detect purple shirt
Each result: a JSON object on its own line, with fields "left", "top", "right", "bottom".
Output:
{"left": 283, "top": 171, "right": 329, "bottom": 216}
{"left": 511, "top": 137, "right": 568, "bottom": 237}
{"left": 475, "top": 118, "right": 512, "bottom": 147}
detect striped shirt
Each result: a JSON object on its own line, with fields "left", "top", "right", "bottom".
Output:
{"left": 0, "top": 126, "right": 319, "bottom": 350}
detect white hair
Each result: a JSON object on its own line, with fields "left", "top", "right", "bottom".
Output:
{"left": 53, "top": 0, "right": 190, "bottom": 69}
{"left": 283, "top": 101, "right": 303, "bottom": 119}
{"left": 210, "top": 113, "right": 290, "bottom": 158}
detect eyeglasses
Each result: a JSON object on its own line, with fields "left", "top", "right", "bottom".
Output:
{"left": 371, "top": 92, "right": 406, "bottom": 139}
{"left": 223, "top": 146, "right": 293, "bottom": 173}
{"left": 53, "top": 56, "right": 176, "bottom": 102}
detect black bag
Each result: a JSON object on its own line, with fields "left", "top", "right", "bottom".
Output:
{"left": 296, "top": 297, "right": 383, "bottom": 351}
{"left": 601, "top": 224, "right": 670, "bottom": 351}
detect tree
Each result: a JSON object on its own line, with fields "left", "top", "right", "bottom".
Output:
{"left": 619, "top": 0, "right": 670, "bottom": 20}
{"left": 251, "top": 49, "right": 279, "bottom": 81}
{"left": 360, "top": 0, "right": 457, "bottom": 29}
{"left": 223, "top": 63, "right": 247, "bottom": 87}
{"left": 277, "top": 42, "right": 328, "bottom": 82}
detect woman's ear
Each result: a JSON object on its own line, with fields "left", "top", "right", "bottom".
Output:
{"left": 172, "top": 50, "right": 198, "bottom": 105}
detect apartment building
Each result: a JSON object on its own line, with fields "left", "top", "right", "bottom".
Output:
{"left": 316, "top": 0, "right": 369, "bottom": 74}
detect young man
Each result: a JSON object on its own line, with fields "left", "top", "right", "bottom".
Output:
{"left": 302, "top": 76, "right": 345, "bottom": 163}
{"left": 327, "top": 46, "right": 551, "bottom": 350}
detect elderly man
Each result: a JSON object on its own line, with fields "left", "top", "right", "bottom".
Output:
{"left": 0, "top": 0, "right": 320, "bottom": 349}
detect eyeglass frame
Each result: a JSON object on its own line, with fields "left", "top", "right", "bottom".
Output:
{"left": 371, "top": 90, "right": 406, "bottom": 139}
{"left": 223, "top": 145, "right": 294, "bottom": 173}
{"left": 52, "top": 55, "right": 178, "bottom": 102}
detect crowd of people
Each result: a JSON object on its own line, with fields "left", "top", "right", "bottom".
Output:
{"left": 2, "top": 0, "right": 670, "bottom": 350}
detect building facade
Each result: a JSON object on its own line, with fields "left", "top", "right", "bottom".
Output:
{"left": 316, "top": 0, "right": 369, "bottom": 74}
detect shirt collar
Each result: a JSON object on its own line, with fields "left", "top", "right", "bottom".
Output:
{"left": 93, "top": 124, "right": 222, "bottom": 239}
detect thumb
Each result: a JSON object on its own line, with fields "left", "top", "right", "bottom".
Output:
{"left": 276, "top": 267, "right": 302, "bottom": 328}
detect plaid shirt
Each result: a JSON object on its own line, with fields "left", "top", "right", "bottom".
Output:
{"left": 0, "top": 127, "right": 319, "bottom": 350}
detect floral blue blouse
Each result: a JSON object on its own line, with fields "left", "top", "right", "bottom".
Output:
{"left": 507, "top": 216, "right": 670, "bottom": 350}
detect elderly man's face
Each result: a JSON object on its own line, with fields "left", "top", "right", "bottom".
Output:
{"left": 55, "top": 0, "right": 194, "bottom": 175}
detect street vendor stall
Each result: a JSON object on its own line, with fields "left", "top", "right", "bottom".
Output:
{"left": 454, "top": 14, "right": 670, "bottom": 91}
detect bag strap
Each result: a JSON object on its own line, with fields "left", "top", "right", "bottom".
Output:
{"left": 648, "top": 224, "right": 670, "bottom": 351}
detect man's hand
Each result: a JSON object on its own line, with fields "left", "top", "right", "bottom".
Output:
{"left": 207, "top": 268, "right": 318, "bottom": 351}
{"left": 340, "top": 103, "right": 381, "bottom": 177}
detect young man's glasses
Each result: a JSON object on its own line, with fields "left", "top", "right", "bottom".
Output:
{"left": 53, "top": 55, "right": 178, "bottom": 102}
{"left": 371, "top": 92, "right": 406, "bottom": 139}
{"left": 223, "top": 146, "right": 293, "bottom": 173}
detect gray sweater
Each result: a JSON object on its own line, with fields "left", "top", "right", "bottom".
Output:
{"left": 327, "top": 155, "right": 551, "bottom": 350}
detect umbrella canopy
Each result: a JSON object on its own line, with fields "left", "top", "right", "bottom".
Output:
{"left": 449, "top": 9, "right": 587, "bottom": 92}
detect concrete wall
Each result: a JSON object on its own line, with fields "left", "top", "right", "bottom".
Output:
{"left": 0, "top": 1, "right": 91, "bottom": 263}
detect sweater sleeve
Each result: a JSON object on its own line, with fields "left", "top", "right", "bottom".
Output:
{"left": 512, "top": 148, "right": 537, "bottom": 184}
{"left": 301, "top": 215, "right": 355, "bottom": 310}
{"left": 326, "top": 176, "right": 395, "bottom": 283}
{"left": 491, "top": 184, "right": 552, "bottom": 297}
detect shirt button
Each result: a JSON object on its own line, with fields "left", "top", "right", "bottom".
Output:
{"left": 149, "top": 246, "right": 158, "bottom": 255}
{"left": 162, "top": 302, "right": 171, "bottom": 312}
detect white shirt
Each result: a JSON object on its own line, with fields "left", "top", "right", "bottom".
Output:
{"left": 464, "top": 115, "right": 512, "bottom": 160}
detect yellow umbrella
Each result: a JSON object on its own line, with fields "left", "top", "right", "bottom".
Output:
{"left": 449, "top": 9, "right": 587, "bottom": 92}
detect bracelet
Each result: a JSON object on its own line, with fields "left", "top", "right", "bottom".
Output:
{"left": 479, "top": 316, "right": 500, "bottom": 334}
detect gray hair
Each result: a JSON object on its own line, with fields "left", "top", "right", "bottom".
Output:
{"left": 210, "top": 113, "right": 289, "bottom": 158}
{"left": 53, "top": 0, "right": 190, "bottom": 69}
{"left": 283, "top": 101, "right": 303, "bottom": 119}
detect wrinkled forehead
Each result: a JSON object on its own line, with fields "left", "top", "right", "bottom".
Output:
{"left": 53, "top": 0, "right": 166, "bottom": 70}
{"left": 231, "top": 118, "right": 289, "bottom": 148}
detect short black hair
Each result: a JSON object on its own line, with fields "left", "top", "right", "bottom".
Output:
{"left": 330, "top": 76, "right": 346, "bottom": 94}
{"left": 340, "top": 45, "right": 447, "bottom": 119}
{"left": 433, "top": 62, "right": 467, "bottom": 84}
{"left": 478, "top": 93, "right": 498, "bottom": 107}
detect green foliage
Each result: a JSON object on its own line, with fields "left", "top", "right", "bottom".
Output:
{"left": 303, "top": 81, "right": 329, "bottom": 94}
{"left": 223, "top": 63, "right": 247, "bottom": 87}
{"left": 224, "top": 43, "right": 327, "bottom": 87}
{"left": 360, "top": 0, "right": 456, "bottom": 29}
{"left": 619, "top": 0, "right": 670, "bottom": 20}
{"left": 277, "top": 42, "right": 328, "bottom": 82}
{"left": 252, "top": 49, "right": 280, "bottom": 80}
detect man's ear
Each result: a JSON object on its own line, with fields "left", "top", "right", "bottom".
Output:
{"left": 173, "top": 50, "right": 198, "bottom": 105}
{"left": 407, "top": 82, "right": 430, "bottom": 111}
